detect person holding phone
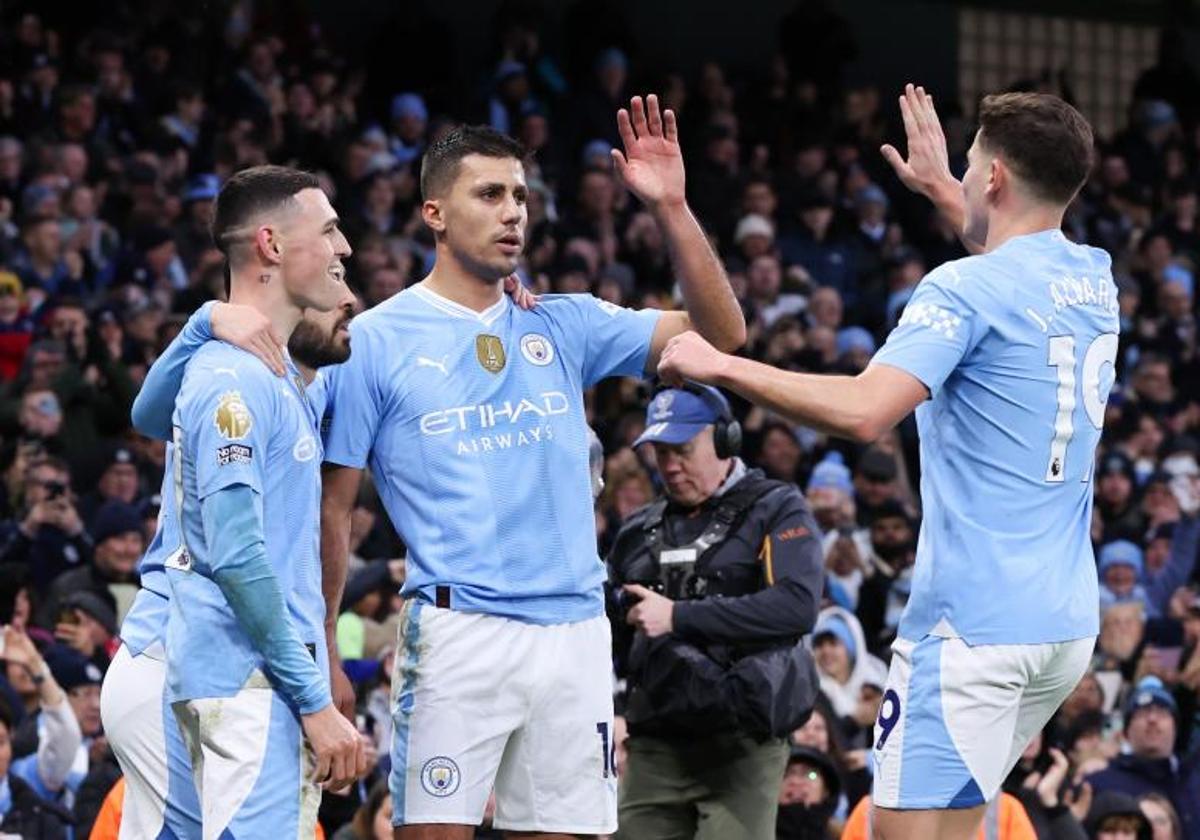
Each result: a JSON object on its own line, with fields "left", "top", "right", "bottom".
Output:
{"left": 0, "top": 454, "right": 91, "bottom": 592}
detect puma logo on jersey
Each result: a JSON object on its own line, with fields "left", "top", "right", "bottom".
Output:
{"left": 417, "top": 355, "right": 450, "bottom": 376}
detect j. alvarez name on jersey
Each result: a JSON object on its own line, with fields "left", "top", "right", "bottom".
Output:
{"left": 1025, "top": 274, "right": 1119, "bottom": 333}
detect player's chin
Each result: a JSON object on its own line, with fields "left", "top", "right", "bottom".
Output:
{"left": 486, "top": 257, "right": 521, "bottom": 279}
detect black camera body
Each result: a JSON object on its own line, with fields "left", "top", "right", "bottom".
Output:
{"left": 626, "top": 548, "right": 718, "bottom": 604}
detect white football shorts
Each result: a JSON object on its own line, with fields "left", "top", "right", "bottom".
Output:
{"left": 100, "top": 642, "right": 202, "bottom": 839}
{"left": 872, "top": 632, "right": 1094, "bottom": 809}
{"left": 389, "top": 601, "right": 618, "bottom": 834}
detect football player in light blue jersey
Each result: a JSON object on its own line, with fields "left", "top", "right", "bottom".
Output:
{"left": 658, "top": 88, "right": 1112, "bottom": 840}
{"left": 165, "top": 165, "right": 363, "bottom": 839}
{"left": 320, "top": 95, "right": 746, "bottom": 838}
{"left": 100, "top": 297, "right": 356, "bottom": 840}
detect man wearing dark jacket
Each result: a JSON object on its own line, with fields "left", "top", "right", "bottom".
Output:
{"left": 608, "top": 385, "right": 824, "bottom": 840}
{"left": 1085, "top": 676, "right": 1200, "bottom": 838}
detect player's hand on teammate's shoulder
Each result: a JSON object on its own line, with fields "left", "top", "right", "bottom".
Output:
{"left": 657, "top": 331, "right": 729, "bottom": 387}
{"left": 612, "top": 93, "right": 686, "bottom": 211}
{"left": 211, "top": 301, "right": 287, "bottom": 376}
{"left": 503, "top": 274, "right": 538, "bottom": 310}
{"left": 880, "top": 83, "right": 957, "bottom": 204}
{"left": 301, "top": 702, "right": 366, "bottom": 791}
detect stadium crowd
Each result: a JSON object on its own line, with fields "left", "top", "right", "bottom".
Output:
{"left": 0, "top": 2, "right": 1197, "bottom": 838}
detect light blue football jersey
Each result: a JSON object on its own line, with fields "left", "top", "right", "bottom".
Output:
{"left": 165, "top": 343, "right": 326, "bottom": 702}
{"left": 323, "top": 284, "right": 661, "bottom": 625}
{"left": 122, "top": 376, "right": 330, "bottom": 659}
{"left": 118, "top": 442, "right": 179, "bottom": 657}
{"left": 872, "top": 229, "right": 1118, "bottom": 645}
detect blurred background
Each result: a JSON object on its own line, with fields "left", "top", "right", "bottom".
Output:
{"left": 0, "top": 1, "right": 1197, "bottom": 838}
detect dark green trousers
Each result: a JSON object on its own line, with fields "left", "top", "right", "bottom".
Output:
{"left": 615, "top": 732, "right": 789, "bottom": 840}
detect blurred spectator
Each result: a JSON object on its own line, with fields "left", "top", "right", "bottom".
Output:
{"left": 745, "top": 254, "right": 806, "bottom": 332}
{"left": 9, "top": 645, "right": 103, "bottom": 812}
{"left": 38, "top": 499, "right": 142, "bottom": 628}
{"left": 854, "top": 500, "right": 917, "bottom": 657}
{"left": 809, "top": 607, "right": 886, "bottom": 748}
{"left": 851, "top": 447, "right": 901, "bottom": 526}
{"left": 0, "top": 454, "right": 91, "bottom": 593}
{"left": 0, "top": 693, "right": 72, "bottom": 838}
{"left": 77, "top": 443, "right": 142, "bottom": 527}
{"left": 776, "top": 745, "right": 840, "bottom": 840}
{"left": 1084, "top": 791, "right": 1154, "bottom": 840}
{"left": 331, "top": 779, "right": 392, "bottom": 840}
{"left": 1085, "top": 677, "right": 1200, "bottom": 836}
{"left": 0, "top": 8, "right": 1193, "bottom": 837}
{"left": 1, "top": 626, "right": 83, "bottom": 817}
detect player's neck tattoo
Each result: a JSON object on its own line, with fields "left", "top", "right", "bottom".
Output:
{"left": 258, "top": 273, "right": 271, "bottom": 285}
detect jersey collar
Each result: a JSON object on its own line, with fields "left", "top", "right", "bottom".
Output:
{"left": 411, "top": 282, "right": 510, "bottom": 327}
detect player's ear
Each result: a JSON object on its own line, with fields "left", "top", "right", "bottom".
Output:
{"left": 986, "top": 157, "right": 1004, "bottom": 201}
{"left": 254, "top": 224, "right": 284, "bottom": 266}
{"left": 422, "top": 199, "right": 446, "bottom": 235}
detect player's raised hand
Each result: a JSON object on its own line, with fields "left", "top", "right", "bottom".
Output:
{"left": 880, "top": 84, "right": 957, "bottom": 203}
{"left": 612, "top": 94, "right": 686, "bottom": 211}
{"left": 302, "top": 703, "right": 366, "bottom": 791}
{"left": 503, "top": 274, "right": 539, "bottom": 310}
{"left": 210, "top": 301, "right": 287, "bottom": 377}
{"left": 657, "top": 331, "right": 730, "bottom": 387}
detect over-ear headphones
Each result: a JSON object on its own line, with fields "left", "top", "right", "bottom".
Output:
{"left": 653, "top": 380, "right": 743, "bottom": 459}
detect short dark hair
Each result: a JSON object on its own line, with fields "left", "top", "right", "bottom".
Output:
{"left": 977, "top": 93, "right": 1094, "bottom": 205}
{"left": 210, "top": 165, "right": 320, "bottom": 266}
{"left": 419, "top": 125, "right": 525, "bottom": 200}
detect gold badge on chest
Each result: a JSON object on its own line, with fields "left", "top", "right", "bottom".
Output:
{"left": 475, "top": 334, "right": 506, "bottom": 373}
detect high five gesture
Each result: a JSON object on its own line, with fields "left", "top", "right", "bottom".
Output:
{"left": 881, "top": 83, "right": 982, "bottom": 253}
{"left": 612, "top": 94, "right": 686, "bottom": 210}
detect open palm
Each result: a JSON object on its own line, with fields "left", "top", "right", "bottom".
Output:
{"left": 612, "top": 94, "right": 686, "bottom": 209}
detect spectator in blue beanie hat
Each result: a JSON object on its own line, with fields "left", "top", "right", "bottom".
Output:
{"left": 806, "top": 451, "right": 855, "bottom": 533}
{"left": 1097, "top": 515, "right": 1200, "bottom": 619}
{"left": 810, "top": 607, "right": 886, "bottom": 747}
{"left": 835, "top": 326, "right": 875, "bottom": 373}
{"left": 389, "top": 92, "right": 427, "bottom": 166}
{"left": 1085, "top": 676, "right": 1200, "bottom": 835}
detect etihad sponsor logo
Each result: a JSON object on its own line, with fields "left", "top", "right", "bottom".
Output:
{"left": 419, "top": 391, "right": 569, "bottom": 435}
{"left": 454, "top": 424, "right": 555, "bottom": 455}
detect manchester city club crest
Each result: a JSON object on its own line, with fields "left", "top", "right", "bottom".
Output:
{"left": 519, "top": 332, "right": 555, "bottom": 366}
{"left": 476, "top": 334, "right": 506, "bottom": 373}
{"left": 651, "top": 391, "right": 675, "bottom": 421}
{"left": 214, "top": 391, "right": 253, "bottom": 440}
{"left": 420, "top": 756, "right": 461, "bottom": 797}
